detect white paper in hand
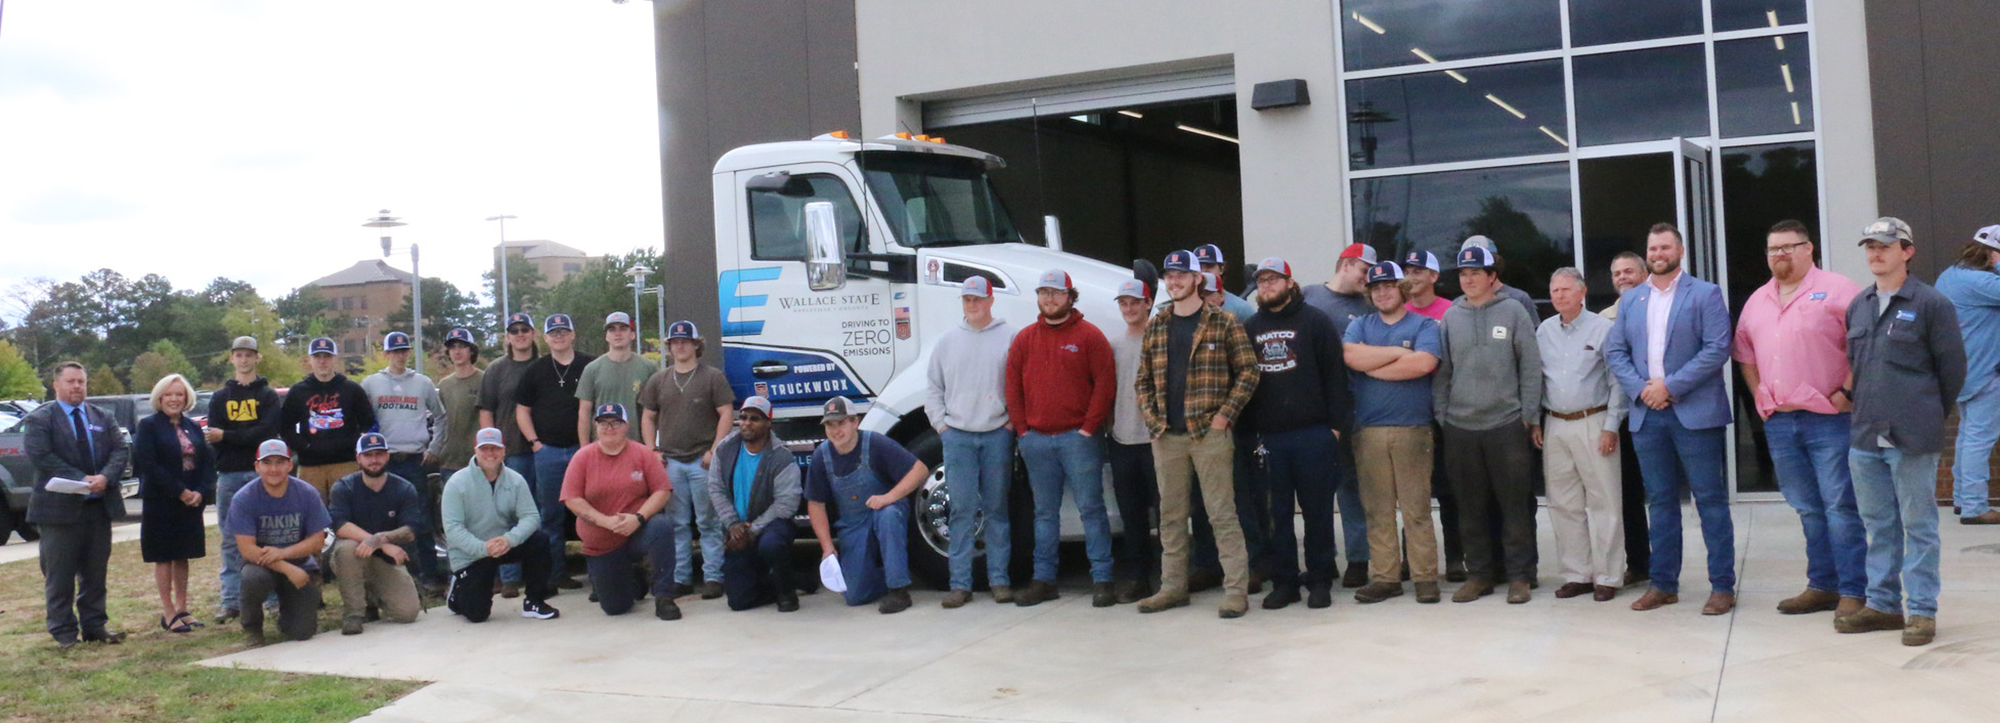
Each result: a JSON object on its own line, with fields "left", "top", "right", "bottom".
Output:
{"left": 45, "top": 478, "right": 92, "bottom": 495}
{"left": 819, "top": 553, "right": 847, "bottom": 594}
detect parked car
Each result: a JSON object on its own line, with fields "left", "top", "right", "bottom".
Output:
{"left": 1, "top": 399, "right": 143, "bottom": 543}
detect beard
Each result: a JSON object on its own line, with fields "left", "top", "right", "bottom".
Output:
{"left": 1257, "top": 284, "right": 1300, "bottom": 311}
{"left": 1649, "top": 257, "right": 1681, "bottom": 276}
{"left": 1040, "top": 302, "right": 1073, "bottom": 321}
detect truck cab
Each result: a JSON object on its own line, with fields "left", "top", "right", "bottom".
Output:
{"left": 713, "top": 134, "right": 1134, "bottom": 584}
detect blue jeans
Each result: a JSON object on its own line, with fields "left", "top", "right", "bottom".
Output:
{"left": 214, "top": 470, "right": 259, "bottom": 609}
{"left": 942, "top": 427, "right": 1014, "bottom": 591}
{"left": 531, "top": 445, "right": 578, "bottom": 584}
{"left": 1951, "top": 377, "right": 2000, "bottom": 518}
{"left": 834, "top": 500, "right": 912, "bottom": 605}
{"left": 665, "top": 458, "right": 725, "bottom": 586}
{"left": 383, "top": 456, "right": 440, "bottom": 583}
{"left": 583, "top": 516, "right": 677, "bottom": 616}
{"left": 1766, "top": 411, "right": 1866, "bottom": 598}
{"left": 1849, "top": 446, "right": 1943, "bottom": 618}
{"left": 495, "top": 453, "right": 536, "bottom": 584}
{"left": 1633, "top": 411, "right": 1734, "bottom": 594}
{"left": 1017, "top": 430, "right": 1113, "bottom": 583}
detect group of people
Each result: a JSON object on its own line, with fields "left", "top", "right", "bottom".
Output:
{"left": 20, "top": 216, "right": 1982, "bottom": 650}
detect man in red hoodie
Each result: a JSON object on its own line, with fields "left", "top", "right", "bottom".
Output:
{"left": 1005, "top": 269, "right": 1119, "bottom": 608}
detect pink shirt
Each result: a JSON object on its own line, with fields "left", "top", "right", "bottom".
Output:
{"left": 1731, "top": 266, "right": 1861, "bottom": 418}
{"left": 1406, "top": 297, "right": 1451, "bottom": 321}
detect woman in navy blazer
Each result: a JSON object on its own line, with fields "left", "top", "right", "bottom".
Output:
{"left": 133, "top": 373, "right": 216, "bottom": 633}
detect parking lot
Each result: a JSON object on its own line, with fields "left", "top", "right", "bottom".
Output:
{"left": 198, "top": 502, "right": 2000, "bottom": 723}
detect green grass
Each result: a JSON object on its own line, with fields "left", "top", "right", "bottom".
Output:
{"left": 0, "top": 526, "right": 421, "bottom": 723}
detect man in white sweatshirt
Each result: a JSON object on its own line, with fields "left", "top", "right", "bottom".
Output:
{"left": 925, "top": 275, "right": 1018, "bottom": 608}
{"left": 362, "top": 331, "right": 448, "bottom": 592}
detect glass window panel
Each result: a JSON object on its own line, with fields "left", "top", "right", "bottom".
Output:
{"left": 1569, "top": 0, "right": 1702, "bottom": 47}
{"left": 1721, "top": 141, "right": 1818, "bottom": 494}
{"left": 1347, "top": 60, "right": 1569, "bottom": 170}
{"left": 1712, "top": 0, "right": 1808, "bottom": 32}
{"left": 1341, "top": 0, "right": 1561, "bottom": 72}
{"left": 1573, "top": 45, "right": 1709, "bottom": 146}
{"left": 1351, "top": 162, "right": 1574, "bottom": 305}
{"left": 1715, "top": 33, "right": 1814, "bottom": 137}
{"left": 1578, "top": 153, "right": 1676, "bottom": 312}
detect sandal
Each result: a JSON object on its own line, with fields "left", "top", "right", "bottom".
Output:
{"left": 163, "top": 612, "right": 193, "bottom": 634}
{"left": 174, "top": 611, "right": 205, "bottom": 629}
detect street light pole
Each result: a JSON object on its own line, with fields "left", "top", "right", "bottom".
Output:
{"left": 486, "top": 215, "right": 517, "bottom": 323}
{"left": 625, "top": 264, "right": 654, "bottom": 353}
{"left": 367, "top": 210, "right": 420, "bottom": 376}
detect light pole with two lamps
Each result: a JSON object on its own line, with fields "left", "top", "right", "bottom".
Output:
{"left": 367, "top": 209, "right": 423, "bottom": 376}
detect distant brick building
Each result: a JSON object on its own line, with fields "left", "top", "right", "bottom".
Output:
{"left": 306, "top": 260, "right": 412, "bottom": 364}
{"left": 498, "top": 240, "right": 595, "bottom": 287}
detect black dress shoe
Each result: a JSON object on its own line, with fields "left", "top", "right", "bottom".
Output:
{"left": 1261, "top": 585, "right": 1301, "bottom": 610}
{"left": 1341, "top": 562, "right": 1368, "bottom": 589}
{"left": 776, "top": 592, "right": 800, "bottom": 613}
{"left": 1306, "top": 582, "right": 1334, "bottom": 609}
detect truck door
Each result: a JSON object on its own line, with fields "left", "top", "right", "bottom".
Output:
{"left": 721, "top": 164, "right": 895, "bottom": 413}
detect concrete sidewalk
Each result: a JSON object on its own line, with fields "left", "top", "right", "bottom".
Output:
{"left": 201, "top": 503, "right": 2000, "bottom": 723}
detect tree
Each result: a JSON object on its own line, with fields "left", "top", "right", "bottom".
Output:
{"left": 129, "top": 339, "right": 201, "bottom": 394}
{"left": 385, "top": 277, "right": 484, "bottom": 358}
{"left": 536, "top": 249, "right": 662, "bottom": 356}
{"left": 87, "top": 364, "right": 125, "bottom": 396}
{"left": 258, "top": 350, "right": 307, "bottom": 386}
{"left": 202, "top": 277, "right": 259, "bottom": 306}
{"left": 483, "top": 251, "right": 549, "bottom": 320}
{"left": 274, "top": 285, "right": 346, "bottom": 343}
{"left": 0, "top": 340, "right": 41, "bottom": 399}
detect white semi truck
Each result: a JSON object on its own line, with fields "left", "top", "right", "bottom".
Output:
{"left": 711, "top": 133, "right": 1139, "bottom": 586}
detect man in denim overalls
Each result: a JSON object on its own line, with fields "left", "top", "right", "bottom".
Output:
{"left": 805, "top": 397, "right": 929, "bottom": 614}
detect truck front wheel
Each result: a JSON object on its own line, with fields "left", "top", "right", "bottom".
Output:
{"left": 900, "top": 427, "right": 1035, "bottom": 592}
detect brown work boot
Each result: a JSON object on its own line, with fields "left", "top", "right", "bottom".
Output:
{"left": 1014, "top": 580, "right": 1059, "bottom": 607}
{"left": 1452, "top": 578, "right": 1493, "bottom": 603}
{"left": 1218, "top": 592, "right": 1249, "bottom": 619}
{"left": 1903, "top": 616, "right": 1937, "bottom": 646}
{"left": 990, "top": 585, "right": 1014, "bottom": 604}
{"left": 1414, "top": 581, "right": 1442, "bottom": 604}
{"left": 1960, "top": 510, "right": 2000, "bottom": 525}
{"left": 1835, "top": 606, "right": 1905, "bottom": 634}
{"left": 1701, "top": 591, "right": 1736, "bottom": 615}
{"left": 1629, "top": 588, "right": 1679, "bottom": 611}
{"left": 1138, "top": 589, "right": 1190, "bottom": 614}
{"left": 1113, "top": 578, "right": 1146, "bottom": 604}
{"left": 1553, "top": 582, "right": 1594, "bottom": 599}
{"left": 1506, "top": 580, "right": 1532, "bottom": 604}
{"left": 1776, "top": 588, "right": 1839, "bottom": 615}
{"left": 1835, "top": 596, "right": 1866, "bottom": 618}
{"left": 1593, "top": 585, "right": 1617, "bottom": 602}
{"left": 1353, "top": 582, "right": 1403, "bottom": 604}
{"left": 940, "top": 589, "right": 973, "bottom": 609}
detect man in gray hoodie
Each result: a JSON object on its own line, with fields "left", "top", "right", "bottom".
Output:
{"left": 925, "top": 275, "right": 1018, "bottom": 608}
{"left": 363, "top": 331, "right": 449, "bottom": 592}
{"left": 706, "top": 397, "right": 803, "bottom": 613}
{"left": 1434, "top": 246, "right": 1544, "bottom": 605}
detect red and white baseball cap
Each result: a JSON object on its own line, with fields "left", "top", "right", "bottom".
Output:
{"left": 1339, "top": 243, "right": 1379, "bottom": 265}
{"left": 1036, "top": 269, "right": 1073, "bottom": 291}
{"left": 1201, "top": 271, "right": 1222, "bottom": 293}
{"left": 1254, "top": 256, "right": 1292, "bottom": 279}
{"left": 962, "top": 276, "right": 993, "bottom": 298}
{"left": 1115, "top": 278, "right": 1150, "bottom": 300}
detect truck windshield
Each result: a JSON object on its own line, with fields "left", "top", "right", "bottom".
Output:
{"left": 860, "top": 151, "right": 1021, "bottom": 248}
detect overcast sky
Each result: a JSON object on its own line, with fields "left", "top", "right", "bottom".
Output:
{"left": 0, "top": 0, "right": 663, "bottom": 318}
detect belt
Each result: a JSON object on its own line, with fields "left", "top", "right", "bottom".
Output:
{"left": 1545, "top": 405, "right": 1608, "bottom": 421}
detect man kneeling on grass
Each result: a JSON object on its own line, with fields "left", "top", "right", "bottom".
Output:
{"left": 442, "top": 428, "right": 561, "bottom": 623}
{"left": 227, "top": 439, "right": 331, "bottom": 646}
{"left": 328, "top": 433, "right": 424, "bottom": 635}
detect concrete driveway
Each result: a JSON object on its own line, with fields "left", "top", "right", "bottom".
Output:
{"left": 201, "top": 503, "right": 2000, "bottom": 723}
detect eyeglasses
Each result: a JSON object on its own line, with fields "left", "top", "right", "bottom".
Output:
{"left": 507, "top": 327, "right": 533, "bottom": 335}
{"left": 1765, "top": 241, "right": 1811, "bottom": 256}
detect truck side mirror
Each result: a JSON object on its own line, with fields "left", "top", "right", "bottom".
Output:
{"left": 804, "top": 201, "right": 846, "bottom": 291}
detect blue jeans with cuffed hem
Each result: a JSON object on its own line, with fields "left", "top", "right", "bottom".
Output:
{"left": 1849, "top": 445, "right": 1943, "bottom": 618}
{"left": 942, "top": 427, "right": 1013, "bottom": 591}
{"left": 1018, "top": 430, "right": 1113, "bottom": 584}
{"left": 1766, "top": 411, "right": 1866, "bottom": 598}
{"left": 1951, "top": 377, "right": 2000, "bottom": 518}
{"left": 1633, "top": 411, "right": 1734, "bottom": 595}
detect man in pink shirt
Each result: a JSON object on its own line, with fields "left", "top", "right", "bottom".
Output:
{"left": 1733, "top": 220, "right": 1865, "bottom": 618}
{"left": 1401, "top": 250, "right": 1452, "bottom": 321}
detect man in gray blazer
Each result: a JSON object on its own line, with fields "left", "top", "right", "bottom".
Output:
{"left": 23, "top": 362, "right": 131, "bottom": 649}
{"left": 1605, "top": 223, "right": 1738, "bottom": 616}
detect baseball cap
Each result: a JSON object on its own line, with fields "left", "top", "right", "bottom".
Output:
{"left": 604, "top": 311, "right": 633, "bottom": 328}
{"left": 1114, "top": 278, "right": 1150, "bottom": 301}
{"left": 1858, "top": 217, "right": 1914, "bottom": 246}
{"left": 445, "top": 328, "right": 477, "bottom": 347}
{"left": 1366, "top": 261, "right": 1406, "bottom": 285}
{"left": 1036, "top": 269, "right": 1073, "bottom": 291}
{"left": 961, "top": 276, "right": 993, "bottom": 298}
{"left": 256, "top": 439, "right": 291, "bottom": 460}
{"left": 230, "top": 336, "right": 260, "bottom": 352}
{"left": 505, "top": 312, "right": 534, "bottom": 331}
{"left": 1253, "top": 256, "right": 1292, "bottom": 280}
{"left": 475, "top": 427, "right": 504, "bottom": 449}
{"left": 739, "top": 396, "right": 773, "bottom": 417}
{"left": 1402, "top": 250, "right": 1440, "bottom": 273}
{"left": 355, "top": 432, "right": 389, "bottom": 454}
{"left": 593, "top": 403, "right": 627, "bottom": 422}
{"left": 1193, "top": 244, "right": 1226, "bottom": 266}
{"left": 1163, "top": 250, "right": 1198, "bottom": 273}
{"left": 308, "top": 337, "right": 337, "bottom": 356}
{"left": 667, "top": 320, "right": 699, "bottom": 340}
{"left": 1339, "top": 243, "right": 1379, "bottom": 265}
{"left": 821, "top": 396, "right": 856, "bottom": 423}
{"left": 1977, "top": 225, "right": 2000, "bottom": 251}
{"left": 1461, "top": 235, "right": 1497, "bottom": 254}
{"left": 1456, "top": 246, "right": 1497, "bottom": 269}
{"left": 383, "top": 331, "right": 412, "bottom": 352}
{"left": 544, "top": 313, "right": 574, "bottom": 333}
{"left": 1201, "top": 272, "right": 1222, "bottom": 293}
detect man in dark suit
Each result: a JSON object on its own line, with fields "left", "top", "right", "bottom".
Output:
{"left": 1605, "top": 223, "right": 1738, "bottom": 616}
{"left": 23, "top": 362, "right": 131, "bottom": 649}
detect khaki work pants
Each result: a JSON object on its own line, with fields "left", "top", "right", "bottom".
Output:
{"left": 1153, "top": 431, "right": 1248, "bottom": 596}
{"left": 1356, "top": 426, "right": 1439, "bottom": 584}
{"left": 329, "top": 538, "right": 422, "bottom": 623}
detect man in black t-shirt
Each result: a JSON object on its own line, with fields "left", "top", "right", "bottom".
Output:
{"left": 512, "top": 313, "right": 595, "bottom": 590}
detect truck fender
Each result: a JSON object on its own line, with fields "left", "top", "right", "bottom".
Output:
{"left": 857, "top": 344, "right": 942, "bottom": 437}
